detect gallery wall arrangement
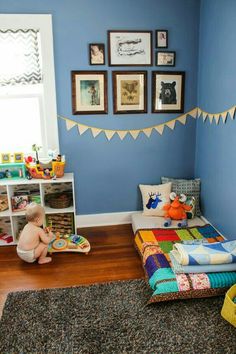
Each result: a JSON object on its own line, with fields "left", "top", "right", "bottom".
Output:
{"left": 64, "top": 27, "right": 235, "bottom": 141}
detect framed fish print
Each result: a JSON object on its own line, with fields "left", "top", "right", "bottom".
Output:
{"left": 108, "top": 30, "right": 153, "bottom": 66}
{"left": 112, "top": 71, "right": 147, "bottom": 114}
{"left": 71, "top": 71, "right": 108, "bottom": 114}
{"left": 152, "top": 71, "right": 185, "bottom": 113}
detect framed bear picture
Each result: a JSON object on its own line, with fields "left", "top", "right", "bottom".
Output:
{"left": 152, "top": 71, "right": 185, "bottom": 113}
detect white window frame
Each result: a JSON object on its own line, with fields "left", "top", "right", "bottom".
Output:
{"left": 0, "top": 14, "right": 59, "bottom": 154}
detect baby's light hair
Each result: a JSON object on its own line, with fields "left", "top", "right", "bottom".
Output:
{"left": 25, "top": 203, "right": 44, "bottom": 222}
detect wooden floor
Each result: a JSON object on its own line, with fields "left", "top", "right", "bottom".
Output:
{"left": 0, "top": 224, "right": 144, "bottom": 314}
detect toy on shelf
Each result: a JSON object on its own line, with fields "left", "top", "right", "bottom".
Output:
{"left": 25, "top": 153, "right": 65, "bottom": 180}
{"left": 0, "top": 163, "right": 26, "bottom": 180}
{"left": 163, "top": 192, "right": 192, "bottom": 228}
{"left": 48, "top": 233, "right": 91, "bottom": 254}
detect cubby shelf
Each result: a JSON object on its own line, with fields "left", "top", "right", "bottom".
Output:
{"left": 0, "top": 173, "right": 76, "bottom": 246}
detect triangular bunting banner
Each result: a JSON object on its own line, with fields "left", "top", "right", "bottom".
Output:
{"left": 66, "top": 120, "right": 77, "bottom": 131}
{"left": 167, "top": 120, "right": 176, "bottom": 130}
{"left": 117, "top": 130, "right": 128, "bottom": 140}
{"left": 105, "top": 130, "right": 116, "bottom": 141}
{"left": 129, "top": 130, "right": 140, "bottom": 140}
{"left": 91, "top": 127, "right": 102, "bottom": 138}
{"left": 221, "top": 112, "right": 227, "bottom": 123}
{"left": 154, "top": 125, "right": 164, "bottom": 135}
{"left": 229, "top": 107, "right": 235, "bottom": 120}
{"left": 143, "top": 128, "right": 153, "bottom": 137}
{"left": 177, "top": 114, "right": 187, "bottom": 125}
{"left": 59, "top": 104, "right": 236, "bottom": 141}
{"left": 78, "top": 124, "right": 89, "bottom": 135}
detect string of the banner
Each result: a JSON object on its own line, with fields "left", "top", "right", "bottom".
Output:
{"left": 58, "top": 105, "right": 236, "bottom": 141}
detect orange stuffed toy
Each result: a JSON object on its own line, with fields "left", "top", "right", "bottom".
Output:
{"left": 163, "top": 192, "right": 192, "bottom": 227}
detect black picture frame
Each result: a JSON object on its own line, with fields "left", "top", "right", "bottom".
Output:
{"left": 156, "top": 51, "right": 175, "bottom": 67}
{"left": 89, "top": 43, "right": 105, "bottom": 65}
{"left": 108, "top": 30, "right": 153, "bottom": 66}
{"left": 156, "top": 30, "right": 168, "bottom": 48}
{"left": 152, "top": 71, "right": 185, "bottom": 113}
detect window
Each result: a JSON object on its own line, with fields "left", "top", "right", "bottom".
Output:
{"left": 0, "top": 15, "right": 58, "bottom": 156}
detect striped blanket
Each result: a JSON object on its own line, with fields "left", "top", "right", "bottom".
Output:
{"left": 134, "top": 224, "right": 236, "bottom": 303}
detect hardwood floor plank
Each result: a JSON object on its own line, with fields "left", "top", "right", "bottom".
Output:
{"left": 0, "top": 224, "right": 144, "bottom": 301}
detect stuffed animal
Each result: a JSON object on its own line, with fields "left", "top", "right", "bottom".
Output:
{"left": 163, "top": 192, "right": 192, "bottom": 227}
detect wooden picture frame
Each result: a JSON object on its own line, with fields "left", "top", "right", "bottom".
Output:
{"left": 156, "top": 51, "right": 175, "bottom": 67}
{"left": 71, "top": 71, "right": 108, "bottom": 115}
{"left": 156, "top": 30, "right": 168, "bottom": 48}
{"left": 112, "top": 71, "right": 147, "bottom": 114}
{"left": 89, "top": 43, "right": 105, "bottom": 65}
{"left": 152, "top": 71, "right": 185, "bottom": 113}
{"left": 108, "top": 30, "right": 153, "bottom": 66}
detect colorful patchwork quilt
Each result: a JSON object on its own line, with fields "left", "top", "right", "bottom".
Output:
{"left": 134, "top": 224, "right": 236, "bottom": 303}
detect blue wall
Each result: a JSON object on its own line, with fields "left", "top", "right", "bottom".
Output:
{"left": 0, "top": 0, "right": 200, "bottom": 214}
{"left": 196, "top": 0, "right": 236, "bottom": 238}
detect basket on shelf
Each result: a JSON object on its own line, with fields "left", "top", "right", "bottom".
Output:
{"left": 46, "top": 192, "right": 72, "bottom": 209}
{"left": 221, "top": 284, "right": 236, "bottom": 327}
{"left": 0, "top": 195, "right": 9, "bottom": 212}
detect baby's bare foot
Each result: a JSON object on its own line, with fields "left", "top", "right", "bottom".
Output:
{"left": 38, "top": 257, "right": 52, "bottom": 265}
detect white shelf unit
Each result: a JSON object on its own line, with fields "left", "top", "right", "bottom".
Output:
{"left": 0, "top": 173, "right": 76, "bottom": 246}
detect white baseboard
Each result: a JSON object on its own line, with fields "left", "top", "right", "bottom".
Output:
{"left": 76, "top": 211, "right": 139, "bottom": 228}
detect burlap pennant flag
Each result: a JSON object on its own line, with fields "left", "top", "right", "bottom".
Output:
{"left": 66, "top": 120, "right": 77, "bottom": 131}
{"left": 188, "top": 108, "right": 198, "bottom": 119}
{"left": 177, "top": 114, "right": 187, "bottom": 125}
{"left": 91, "top": 127, "right": 102, "bottom": 138}
{"left": 202, "top": 112, "right": 208, "bottom": 122}
{"left": 214, "top": 114, "right": 220, "bottom": 124}
{"left": 166, "top": 120, "right": 176, "bottom": 130}
{"left": 229, "top": 106, "right": 236, "bottom": 120}
{"left": 78, "top": 124, "right": 89, "bottom": 135}
{"left": 129, "top": 130, "right": 140, "bottom": 140}
{"left": 154, "top": 125, "right": 165, "bottom": 135}
{"left": 105, "top": 130, "right": 116, "bottom": 141}
{"left": 117, "top": 130, "right": 128, "bottom": 140}
{"left": 143, "top": 128, "right": 153, "bottom": 137}
{"left": 208, "top": 114, "right": 214, "bottom": 124}
{"left": 221, "top": 112, "right": 227, "bottom": 123}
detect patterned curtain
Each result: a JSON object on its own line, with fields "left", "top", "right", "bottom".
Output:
{"left": 0, "top": 29, "right": 42, "bottom": 86}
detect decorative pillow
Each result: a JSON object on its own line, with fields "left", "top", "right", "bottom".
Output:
{"left": 139, "top": 182, "right": 172, "bottom": 216}
{"left": 161, "top": 177, "right": 201, "bottom": 216}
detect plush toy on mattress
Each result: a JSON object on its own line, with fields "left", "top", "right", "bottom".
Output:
{"left": 163, "top": 192, "right": 192, "bottom": 227}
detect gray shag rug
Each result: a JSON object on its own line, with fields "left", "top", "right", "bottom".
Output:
{"left": 0, "top": 279, "right": 235, "bottom": 354}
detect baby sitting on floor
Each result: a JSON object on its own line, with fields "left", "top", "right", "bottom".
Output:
{"left": 17, "top": 203, "right": 53, "bottom": 264}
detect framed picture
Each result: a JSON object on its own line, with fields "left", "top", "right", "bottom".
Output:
{"left": 108, "top": 30, "right": 152, "bottom": 66}
{"left": 14, "top": 153, "right": 23, "bottom": 163}
{"left": 152, "top": 71, "right": 185, "bottom": 113}
{"left": 89, "top": 43, "right": 105, "bottom": 65}
{"left": 156, "top": 30, "right": 168, "bottom": 48}
{"left": 1, "top": 153, "right": 10, "bottom": 164}
{"left": 112, "top": 71, "right": 147, "bottom": 114}
{"left": 156, "top": 51, "right": 175, "bottom": 66}
{"left": 71, "top": 71, "right": 108, "bottom": 115}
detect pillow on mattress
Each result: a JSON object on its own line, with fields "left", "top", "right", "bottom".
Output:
{"left": 161, "top": 177, "right": 201, "bottom": 216}
{"left": 139, "top": 182, "right": 171, "bottom": 216}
